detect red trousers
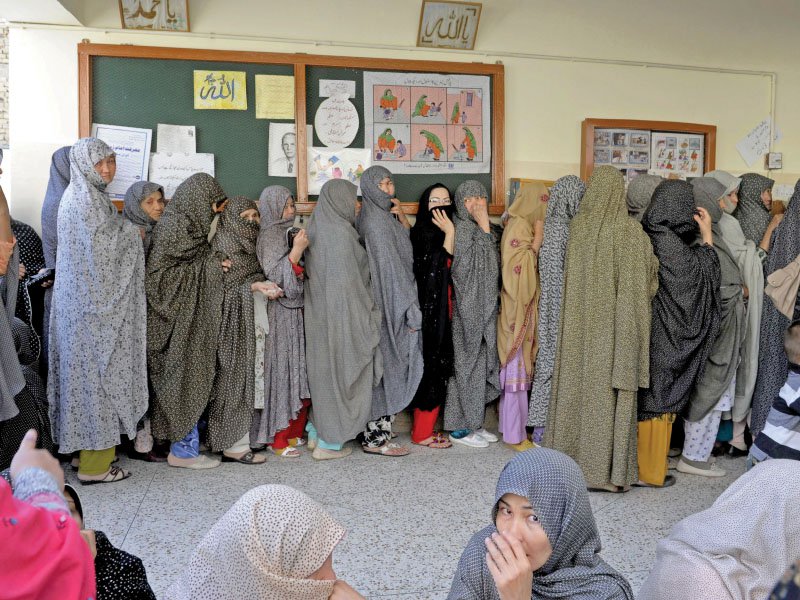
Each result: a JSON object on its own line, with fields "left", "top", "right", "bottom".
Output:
{"left": 411, "top": 407, "right": 440, "bottom": 444}
{"left": 271, "top": 399, "right": 310, "bottom": 449}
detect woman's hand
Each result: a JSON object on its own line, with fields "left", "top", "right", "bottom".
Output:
{"left": 485, "top": 532, "right": 533, "bottom": 600}
{"left": 10, "top": 430, "right": 64, "bottom": 491}
{"left": 431, "top": 209, "right": 455, "bottom": 236}
{"left": 37, "top": 268, "right": 53, "bottom": 289}
{"left": 221, "top": 259, "right": 232, "bottom": 273}
{"left": 18, "top": 262, "right": 26, "bottom": 279}
{"left": 329, "top": 580, "right": 366, "bottom": 600}
{"left": 251, "top": 280, "right": 284, "bottom": 300}
{"left": 693, "top": 207, "right": 713, "bottom": 246}
{"left": 472, "top": 202, "right": 491, "bottom": 233}
{"left": 390, "top": 198, "right": 411, "bottom": 229}
{"left": 288, "top": 229, "right": 309, "bottom": 264}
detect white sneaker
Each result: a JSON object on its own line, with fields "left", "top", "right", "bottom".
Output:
{"left": 475, "top": 428, "right": 499, "bottom": 443}
{"left": 449, "top": 432, "right": 489, "bottom": 448}
{"left": 676, "top": 458, "right": 726, "bottom": 478}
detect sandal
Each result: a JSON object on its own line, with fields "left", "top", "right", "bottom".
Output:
{"left": 221, "top": 451, "right": 267, "bottom": 465}
{"left": 271, "top": 446, "right": 301, "bottom": 458}
{"left": 289, "top": 437, "right": 307, "bottom": 447}
{"left": 632, "top": 475, "right": 677, "bottom": 488}
{"left": 78, "top": 466, "right": 131, "bottom": 486}
{"left": 412, "top": 432, "right": 452, "bottom": 449}
{"left": 362, "top": 442, "right": 410, "bottom": 457}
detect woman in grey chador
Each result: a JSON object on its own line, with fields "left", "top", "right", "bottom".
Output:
{"left": 445, "top": 180, "right": 501, "bottom": 449}
{"left": 355, "top": 166, "right": 422, "bottom": 456}
{"left": 250, "top": 186, "right": 311, "bottom": 458}
{"left": 48, "top": 137, "right": 147, "bottom": 484}
{"left": 304, "top": 179, "right": 382, "bottom": 460}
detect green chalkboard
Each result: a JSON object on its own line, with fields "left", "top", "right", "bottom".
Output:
{"left": 306, "top": 65, "right": 492, "bottom": 205}
{"left": 92, "top": 56, "right": 295, "bottom": 200}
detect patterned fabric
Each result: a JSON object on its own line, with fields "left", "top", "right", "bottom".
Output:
{"left": 686, "top": 178, "right": 746, "bottom": 422}
{"left": 207, "top": 197, "right": 264, "bottom": 451}
{"left": 94, "top": 531, "right": 156, "bottom": 600}
{"left": 146, "top": 173, "right": 227, "bottom": 442}
{"left": 751, "top": 366, "right": 800, "bottom": 462}
{"left": 0, "top": 246, "right": 24, "bottom": 422}
{"left": 444, "top": 180, "right": 500, "bottom": 431}
{"left": 122, "top": 181, "right": 163, "bottom": 256}
{"left": 544, "top": 166, "right": 658, "bottom": 489}
{"left": 717, "top": 212, "right": 764, "bottom": 421}
{"left": 10, "top": 219, "right": 45, "bottom": 334}
{"left": 639, "top": 459, "right": 800, "bottom": 600}
{"left": 625, "top": 174, "right": 662, "bottom": 222}
{"left": 734, "top": 172, "right": 774, "bottom": 243}
{"left": 304, "top": 179, "right": 382, "bottom": 444}
{"left": 251, "top": 186, "right": 310, "bottom": 445}
{"left": 361, "top": 414, "right": 394, "bottom": 447}
{"left": 166, "top": 485, "right": 345, "bottom": 600}
{"left": 357, "top": 166, "right": 423, "bottom": 419}
{"left": 639, "top": 180, "right": 720, "bottom": 420}
{"left": 48, "top": 137, "right": 147, "bottom": 454}
{"left": 40, "top": 146, "right": 71, "bottom": 367}
{"left": 498, "top": 182, "right": 548, "bottom": 373}
{"left": 751, "top": 180, "right": 800, "bottom": 437}
{"left": 410, "top": 183, "right": 455, "bottom": 413}
{"left": 529, "top": 176, "right": 585, "bottom": 427}
{"left": 448, "top": 449, "right": 633, "bottom": 600}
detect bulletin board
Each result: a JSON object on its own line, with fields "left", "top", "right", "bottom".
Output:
{"left": 580, "top": 118, "right": 716, "bottom": 183}
{"left": 78, "top": 43, "right": 505, "bottom": 214}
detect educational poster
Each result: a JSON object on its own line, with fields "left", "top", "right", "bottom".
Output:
{"left": 314, "top": 95, "right": 359, "bottom": 148}
{"left": 193, "top": 70, "right": 247, "bottom": 110}
{"left": 307, "top": 147, "right": 372, "bottom": 195}
{"left": 149, "top": 152, "right": 215, "bottom": 199}
{"left": 268, "top": 123, "right": 297, "bottom": 177}
{"left": 90, "top": 123, "right": 152, "bottom": 201}
{"left": 650, "top": 132, "right": 704, "bottom": 179}
{"left": 364, "top": 71, "right": 491, "bottom": 173}
{"left": 592, "top": 128, "right": 655, "bottom": 182}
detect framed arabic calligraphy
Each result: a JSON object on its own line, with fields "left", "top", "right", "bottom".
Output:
{"left": 417, "top": 1, "right": 482, "bottom": 50}
{"left": 119, "top": 0, "right": 190, "bottom": 32}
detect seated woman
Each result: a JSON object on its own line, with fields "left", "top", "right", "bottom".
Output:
{"left": 166, "top": 484, "right": 366, "bottom": 599}
{"left": 63, "top": 484, "right": 155, "bottom": 599}
{"left": 639, "top": 459, "right": 800, "bottom": 600}
{"left": 448, "top": 448, "right": 633, "bottom": 599}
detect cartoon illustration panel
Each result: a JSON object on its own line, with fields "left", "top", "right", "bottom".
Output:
{"left": 409, "top": 86, "right": 448, "bottom": 125}
{"left": 372, "top": 86, "right": 411, "bottom": 125}
{"left": 410, "top": 125, "right": 447, "bottom": 163}
{"left": 373, "top": 124, "right": 411, "bottom": 161}
{"left": 445, "top": 88, "right": 483, "bottom": 126}
{"left": 447, "top": 125, "right": 483, "bottom": 162}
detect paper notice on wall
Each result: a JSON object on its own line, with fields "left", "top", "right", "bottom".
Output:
{"left": 319, "top": 79, "right": 356, "bottom": 98}
{"left": 156, "top": 124, "right": 196, "bottom": 154}
{"left": 773, "top": 183, "right": 795, "bottom": 201}
{"left": 736, "top": 116, "right": 772, "bottom": 166}
{"left": 314, "top": 95, "right": 359, "bottom": 148}
{"left": 307, "top": 147, "right": 371, "bottom": 195}
{"left": 91, "top": 123, "right": 152, "bottom": 200}
{"left": 255, "top": 75, "right": 295, "bottom": 119}
{"left": 149, "top": 152, "right": 215, "bottom": 199}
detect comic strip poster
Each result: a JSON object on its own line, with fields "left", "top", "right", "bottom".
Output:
{"left": 363, "top": 71, "right": 491, "bottom": 173}
{"left": 650, "top": 132, "right": 704, "bottom": 179}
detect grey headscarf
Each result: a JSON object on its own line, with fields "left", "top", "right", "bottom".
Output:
{"left": 444, "top": 180, "right": 501, "bottom": 431}
{"left": 0, "top": 247, "right": 24, "bottom": 421}
{"left": 706, "top": 170, "right": 742, "bottom": 197}
{"left": 304, "top": 179, "right": 382, "bottom": 444}
{"left": 40, "top": 146, "right": 71, "bottom": 270}
{"left": 687, "top": 177, "right": 746, "bottom": 421}
{"left": 626, "top": 174, "right": 662, "bottom": 222}
{"left": 48, "top": 137, "right": 148, "bottom": 453}
{"left": 528, "top": 176, "right": 585, "bottom": 427}
{"left": 356, "top": 166, "right": 423, "bottom": 419}
{"left": 448, "top": 449, "right": 633, "bottom": 600}
{"left": 256, "top": 186, "right": 301, "bottom": 309}
{"left": 734, "top": 173, "right": 774, "bottom": 243}
{"left": 123, "top": 181, "right": 164, "bottom": 256}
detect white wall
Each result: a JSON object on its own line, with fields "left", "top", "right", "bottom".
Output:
{"left": 6, "top": 0, "right": 799, "bottom": 229}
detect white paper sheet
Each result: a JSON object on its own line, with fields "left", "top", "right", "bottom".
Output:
{"left": 319, "top": 79, "right": 356, "bottom": 98}
{"left": 307, "top": 147, "right": 371, "bottom": 195}
{"left": 268, "top": 122, "right": 297, "bottom": 177}
{"left": 90, "top": 123, "right": 152, "bottom": 200}
{"left": 736, "top": 117, "right": 772, "bottom": 166}
{"left": 156, "top": 124, "right": 196, "bottom": 154}
{"left": 148, "top": 152, "right": 215, "bottom": 199}
{"left": 773, "top": 183, "right": 795, "bottom": 201}
{"left": 314, "top": 95, "right": 359, "bottom": 149}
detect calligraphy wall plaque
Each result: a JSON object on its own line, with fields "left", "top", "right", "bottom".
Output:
{"left": 417, "top": 1, "right": 482, "bottom": 50}
{"left": 193, "top": 70, "right": 247, "bottom": 110}
{"left": 119, "top": 0, "right": 190, "bottom": 32}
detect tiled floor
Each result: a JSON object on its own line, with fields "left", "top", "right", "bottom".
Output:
{"left": 65, "top": 435, "right": 747, "bottom": 599}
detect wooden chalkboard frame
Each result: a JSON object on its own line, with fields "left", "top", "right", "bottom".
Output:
{"left": 78, "top": 42, "right": 505, "bottom": 214}
{"left": 580, "top": 118, "right": 717, "bottom": 181}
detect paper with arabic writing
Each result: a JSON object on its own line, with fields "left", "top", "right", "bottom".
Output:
{"left": 90, "top": 123, "right": 152, "bottom": 200}
{"left": 149, "top": 152, "right": 215, "bottom": 199}
{"left": 255, "top": 75, "right": 295, "bottom": 119}
{"left": 193, "top": 70, "right": 247, "bottom": 110}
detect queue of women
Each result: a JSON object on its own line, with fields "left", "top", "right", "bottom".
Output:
{"left": 2, "top": 136, "right": 800, "bottom": 598}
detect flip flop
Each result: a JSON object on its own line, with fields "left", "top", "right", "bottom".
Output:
{"left": 412, "top": 432, "right": 452, "bottom": 449}
{"left": 221, "top": 451, "right": 267, "bottom": 465}
{"left": 632, "top": 475, "right": 677, "bottom": 488}
{"left": 362, "top": 442, "right": 410, "bottom": 457}
{"left": 78, "top": 466, "right": 131, "bottom": 486}
{"left": 271, "top": 446, "right": 301, "bottom": 458}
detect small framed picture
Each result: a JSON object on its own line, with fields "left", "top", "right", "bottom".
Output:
{"left": 766, "top": 152, "right": 783, "bottom": 169}
{"left": 119, "top": 0, "right": 190, "bottom": 32}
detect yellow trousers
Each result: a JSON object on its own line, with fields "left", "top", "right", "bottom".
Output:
{"left": 78, "top": 447, "right": 116, "bottom": 476}
{"left": 637, "top": 414, "right": 675, "bottom": 486}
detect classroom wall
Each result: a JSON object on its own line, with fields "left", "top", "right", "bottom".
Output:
{"left": 6, "top": 0, "right": 799, "bottom": 229}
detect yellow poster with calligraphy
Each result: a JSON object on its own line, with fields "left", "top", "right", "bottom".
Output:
{"left": 193, "top": 70, "right": 248, "bottom": 110}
